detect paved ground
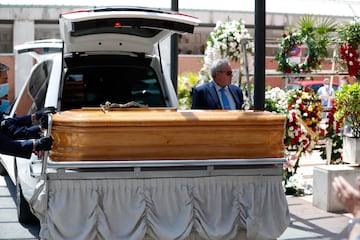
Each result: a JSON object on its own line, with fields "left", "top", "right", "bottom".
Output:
{"left": 277, "top": 149, "right": 351, "bottom": 239}
{"left": 0, "top": 175, "right": 39, "bottom": 240}
{"left": 279, "top": 196, "right": 350, "bottom": 240}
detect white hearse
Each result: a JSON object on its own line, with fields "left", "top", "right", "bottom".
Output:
{"left": 0, "top": 7, "right": 289, "bottom": 240}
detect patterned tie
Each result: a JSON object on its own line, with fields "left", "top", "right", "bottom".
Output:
{"left": 220, "top": 88, "right": 231, "bottom": 110}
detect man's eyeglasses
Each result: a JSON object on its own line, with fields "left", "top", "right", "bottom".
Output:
{"left": 217, "top": 70, "right": 233, "bottom": 76}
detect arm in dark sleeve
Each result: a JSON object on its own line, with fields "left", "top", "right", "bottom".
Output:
{"left": 0, "top": 132, "right": 33, "bottom": 159}
{"left": 6, "top": 114, "right": 33, "bottom": 127}
{"left": 2, "top": 121, "right": 41, "bottom": 140}
{"left": 2, "top": 114, "right": 42, "bottom": 139}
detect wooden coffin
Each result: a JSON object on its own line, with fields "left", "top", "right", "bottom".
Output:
{"left": 49, "top": 109, "right": 286, "bottom": 161}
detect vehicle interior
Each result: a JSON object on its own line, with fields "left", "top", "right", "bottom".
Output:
{"left": 60, "top": 55, "right": 166, "bottom": 110}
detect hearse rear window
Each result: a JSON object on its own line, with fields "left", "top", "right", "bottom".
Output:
{"left": 61, "top": 66, "right": 166, "bottom": 110}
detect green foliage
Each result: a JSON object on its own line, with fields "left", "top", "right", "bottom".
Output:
{"left": 297, "top": 15, "right": 315, "bottom": 34}
{"left": 336, "top": 20, "right": 360, "bottom": 48}
{"left": 319, "top": 135, "right": 343, "bottom": 164}
{"left": 334, "top": 82, "right": 360, "bottom": 138}
{"left": 177, "top": 72, "right": 200, "bottom": 110}
{"left": 316, "top": 16, "right": 336, "bottom": 35}
{"left": 297, "top": 15, "right": 335, "bottom": 36}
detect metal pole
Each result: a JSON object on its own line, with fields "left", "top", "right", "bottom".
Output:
{"left": 171, "top": 0, "right": 179, "bottom": 92}
{"left": 241, "top": 39, "right": 251, "bottom": 107}
{"left": 254, "top": 0, "right": 266, "bottom": 110}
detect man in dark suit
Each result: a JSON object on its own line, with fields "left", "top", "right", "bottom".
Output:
{"left": 191, "top": 59, "right": 244, "bottom": 110}
{"left": 0, "top": 62, "right": 53, "bottom": 158}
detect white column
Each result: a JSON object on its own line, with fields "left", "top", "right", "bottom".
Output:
{"left": 13, "top": 20, "right": 35, "bottom": 97}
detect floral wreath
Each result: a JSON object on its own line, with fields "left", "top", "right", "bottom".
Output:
{"left": 276, "top": 32, "right": 316, "bottom": 74}
{"left": 284, "top": 87, "right": 322, "bottom": 191}
{"left": 264, "top": 87, "right": 322, "bottom": 154}
{"left": 265, "top": 86, "right": 323, "bottom": 194}
{"left": 275, "top": 15, "right": 333, "bottom": 74}
{"left": 285, "top": 87, "right": 322, "bottom": 152}
{"left": 275, "top": 31, "right": 330, "bottom": 74}
{"left": 337, "top": 19, "right": 360, "bottom": 80}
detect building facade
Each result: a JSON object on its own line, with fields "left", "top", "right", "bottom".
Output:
{"left": 0, "top": 3, "right": 356, "bottom": 102}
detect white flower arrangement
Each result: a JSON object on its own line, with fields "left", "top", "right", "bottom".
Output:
{"left": 200, "top": 19, "right": 254, "bottom": 83}
{"left": 284, "top": 172, "right": 308, "bottom": 196}
{"left": 264, "top": 87, "right": 288, "bottom": 114}
{"left": 285, "top": 172, "right": 305, "bottom": 190}
{"left": 208, "top": 19, "right": 253, "bottom": 62}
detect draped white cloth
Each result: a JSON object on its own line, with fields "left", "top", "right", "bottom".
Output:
{"left": 31, "top": 175, "right": 290, "bottom": 240}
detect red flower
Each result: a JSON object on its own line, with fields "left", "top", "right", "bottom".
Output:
{"left": 340, "top": 43, "right": 360, "bottom": 78}
{"left": 285, "top": 67, "right": 293, "bottom": 73}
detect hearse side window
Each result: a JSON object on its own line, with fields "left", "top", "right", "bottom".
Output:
{"left": 61, "top": 66, "right": 165, "bottom": 110}
{"left": 14, "top": 60, "right": 52, "bottom": 116}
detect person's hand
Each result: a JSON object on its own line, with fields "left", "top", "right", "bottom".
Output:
{"left": 40, "top": 114, "right": 48, "bottom": 129}
{"left": 34, "top": 107, "right": 56, "bottom": 121}
{"left": 34, "top": 136, "right": 53, "bottom": 151}
{"left": 332, "top": 176, "right": 360, "bottom": 217}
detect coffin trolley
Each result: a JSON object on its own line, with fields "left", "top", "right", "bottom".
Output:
{"left": 30, "top": 108, "right": 290, "bottom": 240}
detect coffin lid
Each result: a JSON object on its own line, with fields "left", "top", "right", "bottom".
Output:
{"left": 51, "top": 109, "right": 286, "bottom": 127}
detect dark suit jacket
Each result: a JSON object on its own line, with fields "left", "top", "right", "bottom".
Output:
{"left": 0, "top": 114, "right": 41, "bottom": 139}
{"left": 191, "top": 81, "right": 244, "bottom": 110}
{"left": 0, "top": 113, "right": 40, "bottom": 159}
{"left": 0, "top": 131, "right": 33, "bottom": 158}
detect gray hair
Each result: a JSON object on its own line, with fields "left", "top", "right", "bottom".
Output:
{"left": 0, "top": 63, "right": 9, "bottom": 72}
{"left": 210, "top": 59, "right": 230, "bottom": 79}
